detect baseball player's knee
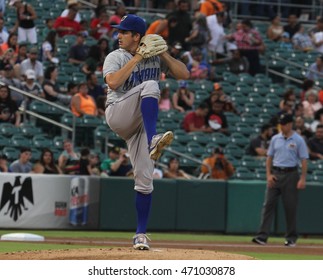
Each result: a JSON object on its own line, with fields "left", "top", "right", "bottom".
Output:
{"left": 134, "top": 170, "right": 154, "bottom": 194}
{"left": 140, "top": 80, "right": 160, "bottom": 99}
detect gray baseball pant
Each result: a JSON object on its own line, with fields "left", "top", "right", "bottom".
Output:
{"left": 105, "top": 80, "right": 160, "bottom": 194}
{"left": 256, "top": 169, "right": 300, "bottom": 242}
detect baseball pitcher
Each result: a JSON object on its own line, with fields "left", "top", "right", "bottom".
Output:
{"left": 103, "top": 14, "right": 189, "bottom": 250}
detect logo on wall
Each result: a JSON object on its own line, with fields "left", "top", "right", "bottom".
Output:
{"left": 0, "top": 176, "right": 34, "bottom": 221}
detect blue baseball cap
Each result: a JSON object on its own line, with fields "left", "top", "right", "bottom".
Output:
{"left": 111, "top": 14, "right": 146, "bottom": 36}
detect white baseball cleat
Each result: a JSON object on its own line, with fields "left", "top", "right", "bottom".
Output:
{"left": 149, "top": 131, "right": 174, "bottom": 161}
{"left": 133, "top": 233, "right": 150, "bottom": 250}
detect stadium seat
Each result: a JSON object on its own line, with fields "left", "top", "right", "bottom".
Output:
{"left": 20, "top": 123, "right": 43, "bottom": 138}
{"left": 235, "top": 82, "right": 252, "bottom": 95}
{"left": 173, "top": 129, "right": 191, "bottom": 145}
{"left": 10, "top": 135, "right": 31, "bottom": 148}
{"left": 210, "top": 132, "right": 229, "bottom": 147}
{"left": 243, "top": 103, "right": 262, "bottom": 115}
{"left": 265, "top": 93, "right": 280, "bottom": 106}
{"left": 262, "top": 103, "right": 280, "bottom": 115}
{"left": 283, "top": 66, "right": 304, "bottom": 80}
{"left": 186, "top": 141, "right": 205, "bottom": 157}
{"left": 233, "top": 167, "right": 256, "bottom": 180}
{"left": 224, "top": 143, "right": 244, "bottom": 159}
{"left": 32, "top": 135, "right": 53, "bottom": 149}
{"left": 231, "top": 91, "right": 248, "bottom": 106}
{"left": 252, "top": 83, "right": 269, "bottom": 96}
{"left": 224, "top": 112, "right": 240, "bottom": 123}
{"left": 0, "top": 135, "right": 11, "bottom": 148}
{"left": 82, "top": 115, "right": 102, "bottom": 127}
{"left": 0, "top": 123, "right": 20, "bottom": 137}
{"left": 240, "top": 155, "right": 266, "bottom": 171}
{"left": 238, "top": 73, "right": 255, "bottom": 85}
{"left": 269, "top": 84, "right": 285, "bottom": 97}
{"left": 223, "top": 72, "right": 239, "bottom": 84}
{"left": 167, "top": 141, "right": 187, "bottom": 154}
{"left": 29, "top": 100, "right": 52, "bottom": 114}
{"left": 53, "top": 136, "right": 65, "bottom": 149}
{"left": 254, "top": 74, "right": 272, "bottom": 86}
{"left": 2, "top": 147, "right": 20, "bottom": 161}
{"left": 248, "top": 92, "right": 266, "bottom": 105}
{"left": 254, "top": 168, "right": 267, "bottom": 180}
{"left": 230, "top": 132, "right": 250, "bottom": 147}
{"left": 232, "top": 122, "right": 256, "bottom": 136}
{"left": 188, "top": 131, "right": 210, "bottom": 145}
{"left": 30, "top": 148, "right": 41, "bottom": 163}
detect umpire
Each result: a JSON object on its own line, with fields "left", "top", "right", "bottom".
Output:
{"left": 252, "top": 113, "right": 308, "bottom": 247}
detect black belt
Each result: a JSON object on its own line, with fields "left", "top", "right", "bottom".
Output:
{"left": 272, "top": 166, "right": 297, "bottom": 172}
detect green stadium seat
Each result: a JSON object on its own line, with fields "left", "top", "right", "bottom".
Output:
{"left": 224, "top": 112, "right": 240, "bottom": 123}
{"left": 269, "top": 84, "right": 285, "bottom": 97}
{"left": 247, "top": 92, "right": 266, "bottom": 105}
{"left": 254, "top": 74, "right": 272, "bottom": 86}
{"left": 0, "top": 135, "right": 11, "bottom": 148}
{"left": 32, "top": 135, "right": 53, "bottom": 149}
{"left": 223, "top": 72, "right": 239, "bottom": 84}
{"left": 188, "top": 131, "right": 210, "bottom": 145}
{"left": 10, "top": 135, "right": 31, "bottom": 148}
{"left": 167, "top": 141, "right": 187, "bottom": 154}
{"left": 210, "top": 132, "right": 229, "bottom": 147}
{"left": 0, "top": 123, "right": 20, "bottom": 137}
{"left": 224, "top": 143, "right": 244, "bottom": 159}
{"left": 240, "top": 155, "right": 266, "bottom": 171}
{"left": 243, "top": 103, "right": 262, "bottom": 115}
{"left": 233, "top": 167, "right": 256, "bottom": 180}
{"left": 283, "top": 66, "right": 304, "bottom": 80}
{"left": 252, "top": 83, "right": 269, "bottom": 96}
{"left": 230, "top": 132, "right": 250, "bottom": 147}
{"left": 231, "top": 91, "right": 248, "bottom": 106}
{"left": 238, "top": 73, "right": 255, "bottom": 85}
{"left": 53, "top": 136, "right": 65, "bottom": 149}
{"left": 235, "top": 83, "right": 252, "bottom": 95}
{"left": 232, "top": 122, "right": 256, "bottom": 136}
{"left": 2, "top": 147, "right": 20, "bottom": 161}
{"left": 173, "top": 129, "right": 191, "bottom": 144}
{"left": 265, "top": 93, "right": 280, "bottom": 106}
{"left": 186, "top": 141, "right": 205, "bottom": 157}
{"left": 20, "top": 123, "right": 43, "bottom": 138}
{"left": 30, "top": 148, "right": 41, "bottom": 163}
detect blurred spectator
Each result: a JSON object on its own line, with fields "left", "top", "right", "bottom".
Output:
{"left": 66, "top": 81, "right": 78, "bottom": 97}
{"left": 61, "top": 0, "right": 81, "bottom": 23}
{"left": 159, "top": 87, "right": 172, "bottom": 111}
{"left": 21, "top": 69, "right": 44, "bottom": 109}
{"left": 90, "top": 9, "right": 112, "bottom": 40}
{"left": 200, "top": 147, "right": 234, "bottom": 180}
{"left": 0, "top": 64, "right": 23, "bottom": 106}
{"left": 41, "top": 30, "right": 59, "bottom": 63}
{"left": 153, "top": 165, "right": 163, "bottom": 179}
{"left": 306, "top": 55, "right": 323, "bottom": 81}
{"left": 185, "top": 13, "right": 209, "bottom": 55}
{"left": 183, "top": 47, "right": 211, "bottom": 80}
{"left": 172, "top": 80, "right": 194, "bottom": 113}
{"left": 0, "top": 0, "right": 5, "bottom": 18}
{"left": 9, "top": 0, "right": 37, "bottom": 44}
{"left": 9, "top": 147, "right": 32, "bottom": 173}
{"left": 68, "top": 31, "right": 89, "bottom": 65}
{"left": 0, "top": 33, "right": 19, "bottom": 55}
{"left": 109, "top": 4, "right": 126, "bottom": 25}
{"left": 207, "top": 99, "right": 229, "bottom": 134}
{"left": 212, "top": 48, "right": 249, "bottom": 75}
{"left": 53, "top": 5, "right": 81, "bottom": 37}
{"left": 86, "top": 72, "right": 105, "bottom": 102}
{"left": 146, "top": 15, "right": 175, "bottom": 41}
{"left": 302, "top": 89, "right": 322, "bottom": 121}
{"left": 294, "top": 116, "right": 313, "bottom": 140}
{"left": 0, "top": 48, "right": 16, "bottom": 73}
{"left": 168, "top": 41, "right": 183, "bottom": 60}
{"left": 227, "top": 19, "right": 263, "bottom": 75}
{"left": 0, "top": 154, "right": 8, "bottom": 173}
{"left": 307, "top": 124, "right": 323, "bottom": 160}
{"left": 300, "top": 79, "right": 314, "bottom": 101}
{"left": 279, "top": 31, "right": 293, "bottom": 50}
{"left": 42, "top": 65, "right": 71, "bottom": 105}
{"left": 95, "top": 0, "right": 109, "bottom": 18}
{"left": 166, "top": 0, "right": 192, "bottom": 49}
{"left": 294, "top": 102, "right": 305, "bottom": 119}
{"left": 267, "top": 15, "right": 284, "bottom": 42}
{"left": 20, "top": 47, "right": 44, "bottom": 84}
{"left": 101, "top": 147, "right": 132, "bottom": 177}
{"left": 0, "top": 84, "right": 21, "bottom": 126}
{"left": 199, "top": 0, "right": 223, "bottom": 16}
{"left": 71, "top": 82, "right": 98, "bottom": 117}
{"left": 100, "top": 146, "right": 119, "bottom": 176}
{"left": 207, "top": 11, "right": 226, "bottom": 61}
{"left": 89, "top": 152, "right": 101, "bottom": 175}
{"left": 163, "top": 157, "right": 191, "bottom": 179}
{"left": 0, "top": 16, "right": 9, "bottom": 46}
{"left": 310, "top": 108, "right": 323, "bottom": 132}
{"left": 30, "top": 162, "right": 45, "bottom": 173}
{"left": 82, "top": 45, "right": 101, "bottom": 74}
{"left": 39, "top": 148, "right": 62, "bottom": 174}
{"left": 79, "top": 147, "right": 94, "bottom": 175}
{"left": 58, "top": 139, "right": 80, "bottom": 174}
{"left": 246, "top": 124, "right": 273, "bottom": 156}
{"left": 41, "top": 18, "right": 55, "bottom": 38}
{"left": 312, "top": 18, "right": 323, "bottom": 54}
{"left": 14, "top": 41, "right": 28, "bottom": 65}
{"left": 283, "top": 14, "right": 300, "bottom": 39}
{"left": 279, "top": 88, "right": 296, "bottom": 110}
{"left": 98, "top": 36, "right": 110, "bottom": 67}
{"left": 292, "top": 25, "right": 314, "bottom": 52}
{"left": 182, "top": 102, "right": 212, "bottom": 133}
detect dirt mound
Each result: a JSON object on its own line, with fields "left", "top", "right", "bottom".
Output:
{"left": 0, "top": 247, "right": 254, "bottom": 260}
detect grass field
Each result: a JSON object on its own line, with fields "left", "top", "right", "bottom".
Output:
{"left": 1, "top": 230, "right": 323, "bottom": 260}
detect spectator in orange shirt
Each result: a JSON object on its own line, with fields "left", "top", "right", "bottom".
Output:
{"left": 71, "top": 82, "right": 98, "bottom": 117}
{"left": 199, "top": 0, "right": 223, "bottom": 17}
{"left": 145, "top": 15, "right": 177, "bottom": 41}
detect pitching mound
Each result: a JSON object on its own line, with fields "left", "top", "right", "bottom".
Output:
{"left": 0, "top": 247, "right": 254, "bottom": 260}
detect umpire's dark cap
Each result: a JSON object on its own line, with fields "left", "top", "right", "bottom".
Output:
{"left": 111, "top": 14, "right": 146, "bottom": 36}
{"left": 279, "top": 113, "right": 293, "bottom": 125}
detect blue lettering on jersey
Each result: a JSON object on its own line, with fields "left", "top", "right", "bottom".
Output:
{"left": 123, "top": 62, "right": 160, "bottom": 91}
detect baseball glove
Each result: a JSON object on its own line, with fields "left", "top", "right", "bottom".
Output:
{"left": 136, "top": 34, "right": 168, "bottom": 58}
